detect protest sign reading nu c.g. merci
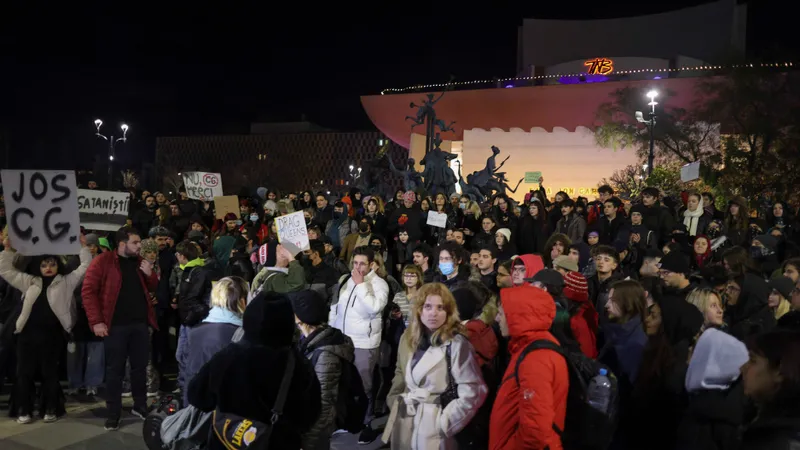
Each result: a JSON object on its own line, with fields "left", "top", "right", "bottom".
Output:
{"left": 275, "top": 211, "right": 309, "bottom": 256}
{"left": 77, "top": 189, "right": 130, "bottom": 231}
{"left": 1, "top": 170, "right": 81, "bottom": 256}
{"left": 182, "top": 171, "right": 223, "bottom": 201}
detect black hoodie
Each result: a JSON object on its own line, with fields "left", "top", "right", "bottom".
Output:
{"left": 725, "top": 273, "right": 775, "bottom": 341}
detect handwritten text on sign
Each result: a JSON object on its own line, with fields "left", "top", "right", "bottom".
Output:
{"left": 182, "top": 172, "right": 223, "bottom": 201}
{"left": 275, "top": 211, "right": 310, "bottom": 256}
{"left": 0, "top": 170, "right": 81, "bottom": 256}
{"left": 77, "top": 189, "right": 131, "bottom": 231}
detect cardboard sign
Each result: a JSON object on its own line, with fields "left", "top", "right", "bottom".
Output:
{"left": 524, "top": 171, "right": 543, "bottom": 184}
{"left": 1, "top": 170, "right": 81, "bottom": 256}
{"left": 426, "top": 211, "right": 448, "bottom": 229}
{"left": 275, "top": 211, "right": 309, "bottom": 256}
{"left": 680, "top": 161, "right": 700, "bottom": 182}
{"left": 182, "top": 172, "right": 223, "bottom": 201}
{"left": 77, "top": 189, "right": 130, "bottom": 231}
{"left": 214, "top": 195, "right": 240, "bottom": 220}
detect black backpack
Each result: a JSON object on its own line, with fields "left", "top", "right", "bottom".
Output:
{"left": 311, "top": 349, "right": 368, "bottom": 434}
{"left": 507, "top": 339, "right": 619, "bottom": 450}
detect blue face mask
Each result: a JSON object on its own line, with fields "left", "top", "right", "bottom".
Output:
{"left": 249, "top": 214, "right": 259, "bottom": 222}
{"left": 235, "top": 220, "right": 242, "bottom": 226}
{"left": 439, "top": 261, "right": 455, "bottom": 276}
{"left": 459, "top": 203, "right": 467, "bottom": 210}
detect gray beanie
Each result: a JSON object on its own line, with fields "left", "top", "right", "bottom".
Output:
{"left": 85, "top": 233, "right": 100, "bottom": 247}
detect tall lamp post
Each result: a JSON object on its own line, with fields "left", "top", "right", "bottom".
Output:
{"left": 635, "top": 90, "right": 658, "bottom": 178}
{"left": 94, "top": 119, "right": 129, "bottom": 190}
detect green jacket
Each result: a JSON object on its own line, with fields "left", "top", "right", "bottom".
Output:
{"left": 251, "top": 260, "right": 306, "bottom": 294}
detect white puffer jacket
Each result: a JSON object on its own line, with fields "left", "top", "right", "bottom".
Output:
{"left": 0, "top": 247, "right": 92, "bottom": 333}
{"left": 329, "top": 270, "right": 389, "bottom": 349}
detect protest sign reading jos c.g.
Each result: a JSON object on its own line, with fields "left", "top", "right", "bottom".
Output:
{"left": 275, "top": 211, "right": 309, "bottom": 256}
{"left": 77, "top": 189, "right": 130, "bottom": 231}
{"left": 182, "top": 171, "right": 223, "bottom": 201}
{"left": 0, "top": 170, "right": 81, "bottom": 256}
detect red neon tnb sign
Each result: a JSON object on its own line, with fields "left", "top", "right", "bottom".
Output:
{"left": 584, "top": 58, "right": 614, "bottom": 76}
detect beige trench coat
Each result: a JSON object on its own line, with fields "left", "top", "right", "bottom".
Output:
{"left": 382, "top": 333, "right": 487, "bottom": 450}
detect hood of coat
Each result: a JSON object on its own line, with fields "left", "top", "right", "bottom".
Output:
{"left": 685, "top": 328, "right": 748, "bottom": 392}
{"left": 727, "top": 273, "right": 771, "bottom": 323}
{"left": 302, "top": 326, "right": 354, "bottom": 362}
{"left": 512, "top": 254, "right": 544, "bottom": 279}
{"left": 500, "top": 284, "right": 556, "bottom": 352}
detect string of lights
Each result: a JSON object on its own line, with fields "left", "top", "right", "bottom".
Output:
{"left": 380, "top": 62, "right": 796, "bottom": 95}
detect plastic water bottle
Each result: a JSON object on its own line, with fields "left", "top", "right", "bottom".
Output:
{"left": 587, "top": 368, "right": 611, "bottom": 413}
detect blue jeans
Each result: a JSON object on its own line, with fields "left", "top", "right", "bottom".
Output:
{"left": 176, "top": 325, "right": 191, "bottom": 396}
{"left": 66, "top": 341, "right": 105, "bottom": 389}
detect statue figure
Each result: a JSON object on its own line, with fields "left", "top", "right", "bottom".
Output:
{"left": 405, "top": 93, "right": 444, "bottom": 128}
{"left": 388, "top": 154, "right": 423, "bottom": 192}
{"left": 489, "top": 172, "right": 525, "bottom": 196}
{"left": 355, "top": 142, "right": 394, "bottom": 199}
{"left": 420, "top": 133, "right": 457, "bottom": 196}
{"left": 469, "top": 146, "right": 508, "bottom": 197}
{"left": 455, "top": 162, "right": 485, "bottom": 202}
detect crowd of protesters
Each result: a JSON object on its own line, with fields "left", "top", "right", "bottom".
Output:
{"left": 0, "top": 179, "right": 800, "bottom": 449}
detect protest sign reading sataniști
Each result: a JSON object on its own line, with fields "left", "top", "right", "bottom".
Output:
{"left": 275, "top": 211, "right": 310, "bottom": 256}
{"left": 182, "top": 172, "right": 223, "bottom": 201}
{"left": 77, "top": 189, "right": 130, "bottom": 231}
{"left": 0, "top": 170, "right": 81, "bottom": 256}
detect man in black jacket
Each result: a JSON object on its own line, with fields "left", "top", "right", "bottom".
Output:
{"left": 174, "top": 240, "right": 213, "bottom": 398}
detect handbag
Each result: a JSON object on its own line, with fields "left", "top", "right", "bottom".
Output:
{"left": 211, "top": 350, "right": 295, "bottom": 449}
{"left": 158, "top": 405, "right": 212, "bottom": 450}
{"left": 439, "top": 343, "right": 459, "bottom": 408}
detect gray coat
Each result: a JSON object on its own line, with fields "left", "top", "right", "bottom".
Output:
{"left": 300, "top": 326, "right": 355, "bottom": 450}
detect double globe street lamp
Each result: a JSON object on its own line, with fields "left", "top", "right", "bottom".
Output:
{"left": 94, "top": 119, "right": 129, "bottom": 189}
{"left": 635, "top": 90, "right": 658, "bottom": 178}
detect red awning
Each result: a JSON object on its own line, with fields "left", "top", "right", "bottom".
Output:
{"left": 361, "top": 76, "right": 704, "bottom": 149}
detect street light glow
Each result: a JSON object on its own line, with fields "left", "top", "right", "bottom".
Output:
{"left": 646, "top": 90, "right": 658, "bottom": 100}
{"left": 349, "top": 165, "right": 354, "bottom": 171}
{"left": 121, "top": 123, "right": 129, "bottom": 133}
{"left": 94, "top": 119, "right": 103, "bottom": 129}
{"left": 109, "top": 155, "right": 114, "bottom": 161}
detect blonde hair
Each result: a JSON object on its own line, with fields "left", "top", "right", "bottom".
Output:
{"left": 467, "top": 201, "right": 482, "bottom": 218}
{"left": 210, "top": 276, "right": 249, "bottom": 315}
{"left": 686, "top": 287, "right": 722, "bottom": 316}
{"left": 403, "top": 283, "right": 465, "bottom": 350}
{"left": 372, "top": 252, "right": 388, "bottom": 278}
{"left": 367, "top": 197, "right": 385, "bottom": 214}
{"left": 401, "top": 264, "right": 424, "bottom": 293}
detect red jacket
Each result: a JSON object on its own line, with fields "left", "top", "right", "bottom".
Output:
{"left": 466, "top": 319, "right": 498, "bottom": 367}
{"left": 490, "top": 285, "right": 569, "bottom": 450}
{"left": 570, "top": 303, "right": 599, "bottom": 359}
{"left": 81, "top": 250, "right": 159, "bottom": 331}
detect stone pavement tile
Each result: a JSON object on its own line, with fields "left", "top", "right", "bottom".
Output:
{"left": 7, "top": 421, "right": 106, "bottom": 450}
{"left": 0, "top": 440, "right": 41, "bottom": 450}
{"left": 0, "top": 418, "right": 52, "bottom": 440}
{"left": 57, "top": 431, "right": 147, "bottom": 450}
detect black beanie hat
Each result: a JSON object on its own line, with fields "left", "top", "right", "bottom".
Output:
{"left": 659, "top": 250, "right": 690, "bottom": 275}
{"left": 453, "top": 288, "right": 478, "bottom": 322}
{"left": 243, "top": 291, "right": 295, "bottom": 347}
{"left": 289, "top": 290, "right": 328, "bottom": 326}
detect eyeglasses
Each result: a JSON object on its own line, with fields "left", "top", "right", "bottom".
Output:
{"left": 403, "top": 274, "right": 418, "bottom": 279}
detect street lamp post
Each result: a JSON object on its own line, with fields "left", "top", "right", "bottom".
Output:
{"left": 94, "top": 119, "right": 129, "bottom": 190}
{"left": 635, "top": 90, "right": 658, "bottom": 178}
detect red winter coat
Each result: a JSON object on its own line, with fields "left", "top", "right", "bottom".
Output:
{"left": 570, "top": 303, "right": 599, "bottom": 359}
{"left": 466, "top": 319, "right": 498, "bottom": 367}
{"left": 81, "top": 251, "right": 159, "bottom": 332}
{"left": 490, "top": 285, "right": 569, "bottom": 450}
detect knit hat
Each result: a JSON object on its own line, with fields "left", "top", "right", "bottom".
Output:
{"left": 769, "top": 276, "right": 795, "bottom": 300}
{"left": 452, "top": 288, "right": 479, "bottom": 322}
{"left": 659, "top": 250, "right": 690, "bottom": 275}
{"left": 496, "top": 228, "right": 512, "bottom": 243}
{"left": 263, "top": 200, "right": 278, "bottom": 213}
{"left": 630, "top": 204, "right": 647, "bottom": 216}
{"left": 224, "top": 213, "right": 238, "bottom": 222}
{"left": 258, "top": 241, "right": 278, "bottom": 267}
{"left": 553, "top": 255, "right": 578, "bottom": 273}
{"left": 563, "top": 272, "right": 589, "bottom": 303}
{"left": 754, "top": 234, "right": 778, "bottom": 251}
{"left": 449, "top": 192, "right": 461, "bottom": 200}
{"left": 85, "top": 233, "right": 100, "bottom": 247}
{"left": 98, "top": 237, "right": 111, "bottom": 250}
{"left": 403, "top": 191, "right": 416, "bottom": 203}
{"left": 243, "top": 291, "right": 296, "bottom": 346}
{"left": 140, "top": 238, "right": 159, "bottom": 256}
{"left": 289, "top": 290, "right": 328, "bottom": 326}
{"left": 187, "top": 230, "right": 205, "bottom": 242}
{"left": 527, "top": 268, "right": 564, "bottom": 290}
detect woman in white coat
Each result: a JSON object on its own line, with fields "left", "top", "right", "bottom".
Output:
{"left": 383, "top": 282, "right": 487, "bottom": 449}
{"left": 0, "top": 234, "right": 90, "bottom": 424}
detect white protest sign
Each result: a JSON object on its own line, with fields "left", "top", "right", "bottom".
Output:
{"left": 182, "top": 172, "right": 223, "bottom": 201}
{"left": 77, "top": 189, "right": 130, "bottom": 231}
{"left": 680, "top": 161, "right": 701, "bottom": 182}
{"left": 0, "top": 170, "right": 81, "bottom": 256}
{"left": 275, "top": 211, "right": 310, "bottom": 256}
{"left": 427, "top": 211, "right": 448, "bottom": 229}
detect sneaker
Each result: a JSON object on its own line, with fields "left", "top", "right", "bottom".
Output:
{"left": 86, "top": 388, "right": 97, "bottom": 397}
{"left": 131, "top": 405, "right": 148, "bottom": 420}
{"left": 104, "top": 417, "right": 120, "bottom": 431}
{"left": 43, "top": 413, "right": 58, "bottom": 423}
{"left": 358, "top": 426, "right": 381, "bottom": 445}
{"left": 65, "top": 388, "right": 79, "bottom": 396}
{"left": 332, "top": 429, "right": 349, "bottom": 436}
{"left": 17, "top": 415, "right": 32, "bottom": 424}
{"left": 121, "top": 391, "right": 132, "bottom": 398}
{"left": 147, "top": 391, "right": 158, "bottom": 398}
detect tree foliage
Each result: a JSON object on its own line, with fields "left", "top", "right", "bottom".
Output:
{"left": 600, "top": 163, "right": 712, "bottom": 201}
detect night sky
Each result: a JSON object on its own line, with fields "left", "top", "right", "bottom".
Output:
{"left": 0, "top": 0, "right": 793, "bottom": 172}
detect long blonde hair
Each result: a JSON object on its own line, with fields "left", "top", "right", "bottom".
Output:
{"left": 403, "top": 283, "right": 465, "bottom": 350}
{"left": 686, "top": 287, "right": 722, "bottom": 316}
{"left": 210, "top": 276, "right": 249, "bottom": 315}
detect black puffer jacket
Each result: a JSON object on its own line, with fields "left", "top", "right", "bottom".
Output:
{"left": 299, "top": 326, "right": 355, "bottom": 450}
{"left": 742, "top": 413, "right": 800, "bottom": 450}
{"left": 675, "top": 381, "right": 746, "bottom": 450}
{"left": 178, "top": 264, "right": 214, "bottom": 326}
{"left": 725, "top": 273, "right": 775, "bottom": 341}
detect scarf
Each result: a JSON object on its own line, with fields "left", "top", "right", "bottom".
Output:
{"left": 203, "top": 306, "right": 243, "bottom": 326}
{"left": 683, "top": 198, "right": 705, "bottom": 236}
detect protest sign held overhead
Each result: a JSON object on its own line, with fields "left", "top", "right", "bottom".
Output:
{"left": 275, "top": 211, "right": 309, "bottom": 256}
{"left": 214, "top": 195, "right": 240, "bottom": 220}
{"left": 182, "top": 171, "right": 223, "bottom": 201}
{"left": 1, "top": 170, "right": 81, "bottom": 256}
{"left": 77, "top": 189, "right": 130, "bottom": 231}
